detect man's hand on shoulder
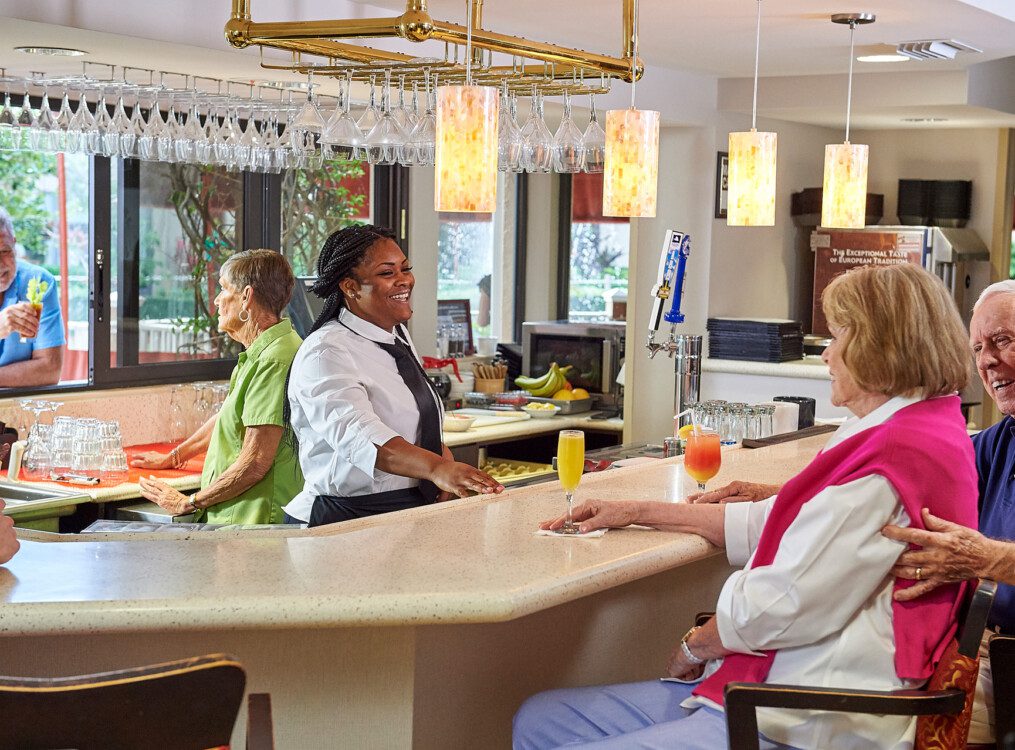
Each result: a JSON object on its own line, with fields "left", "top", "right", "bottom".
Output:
{"left": 0, "top": 302, "right": 40, "bottom": 339}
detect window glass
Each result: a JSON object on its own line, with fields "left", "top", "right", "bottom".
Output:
{"left": 437, "top": 214, "right": 494, "bottom": 340}
{"left": 111, "top": 161, "right": 243, "bottom": 366}
{"left": 280, "top": 159, "right": 371, "bottom": 275}
{"left": 568, "top": 172, "right": 630, "bottom": 322}
{"left": 0, "top": 150, "right": 90, "bottom": 385}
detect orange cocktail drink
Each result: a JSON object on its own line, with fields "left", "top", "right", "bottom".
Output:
{"left": 684, "top": 430, "right": 721, "bottom": 491}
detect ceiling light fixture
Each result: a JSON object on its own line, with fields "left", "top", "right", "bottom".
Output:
{"left": 727, "top": 0, "right": 777, "bottom": 227}
{"left": 603, "top": 0, "right": 660, "bottom": 218}
{"left": 856, "top": 54, "right": 908, "bottom": 63}
{"left": 14, "top": 46, "right": 87, "bottom": 57}
{"left": 434, "top": 0, "right": 499, "bottom": 213}
{"left": 821, "top": 12, "right": 874, "bottom": 229}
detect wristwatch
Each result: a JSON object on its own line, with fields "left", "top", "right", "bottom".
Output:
{"left": 680, "top": 626, "right": 706, "bottom": 666}
{"left": 187, "top": 494, "right": 201, "bottom": 512}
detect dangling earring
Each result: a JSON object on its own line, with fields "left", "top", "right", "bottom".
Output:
{"left": 239, "top": 309, "right": 250, "bottom": 322}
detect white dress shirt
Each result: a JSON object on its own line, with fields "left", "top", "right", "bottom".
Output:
{"left": 284, "top": 308, "right": 444, "bottom": 522}
{"left": 687, "top": 395, "right": 928, "bottom": 750}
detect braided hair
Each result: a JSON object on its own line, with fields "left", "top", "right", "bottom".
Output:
{"left": 283, "top": 223, "right": 398, "bottom": 457}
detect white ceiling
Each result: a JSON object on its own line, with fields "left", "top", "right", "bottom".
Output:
{"left": 1, "top": 0, "right": 1014, "bottom": 128}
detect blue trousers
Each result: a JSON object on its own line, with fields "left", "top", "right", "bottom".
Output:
{"left": 513, "top": 679, "right": 798, "bottom": 749}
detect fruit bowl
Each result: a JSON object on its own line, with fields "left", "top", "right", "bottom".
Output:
{"left": 522, "top": 403, "right": 561, "bottom": 419}
{"left": 442, "top": 414, "right": 476, "bottom": 432}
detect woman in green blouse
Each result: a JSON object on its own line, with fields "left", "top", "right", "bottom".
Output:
{"left": 131, "top": 249, "right": 303, "bottom": 525}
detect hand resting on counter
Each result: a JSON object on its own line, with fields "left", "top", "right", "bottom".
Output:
{"left": 130, "top": 451, "right": 177, "bottom": 470}
{"left": 0, "top": 499, "right": 20, "bottom": 564}
{"left": 138, "top": 476, "right": 193, "bottom": 516}
{"left": 687, "top": 480, "right": 781, "bottom": 504}
{"left": 540, "top": 499, "right": 728, "bottom": 547}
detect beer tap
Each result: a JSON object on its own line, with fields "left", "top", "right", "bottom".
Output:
{"left": 645, "top": 230, "right": 702, "bottom": 428}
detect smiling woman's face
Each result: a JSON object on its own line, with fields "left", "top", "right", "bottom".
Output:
{"left": 342, "top": 239, "right": 414, "bottom": 331}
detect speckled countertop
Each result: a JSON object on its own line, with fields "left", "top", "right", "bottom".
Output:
{"left": 0, "top": 435, "right": 828, "bottom": 637}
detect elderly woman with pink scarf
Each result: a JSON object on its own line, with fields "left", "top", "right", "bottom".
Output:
{"left": 513, "top": 263, "right": 979, "bottom": 750}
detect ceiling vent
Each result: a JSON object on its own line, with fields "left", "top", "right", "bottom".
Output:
{"left": 896, "top": 39, "right": 981, "bottom": 60}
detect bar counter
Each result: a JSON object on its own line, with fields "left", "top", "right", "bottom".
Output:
{"left": 0, "top": 434, "right": 828, "bottom": 748}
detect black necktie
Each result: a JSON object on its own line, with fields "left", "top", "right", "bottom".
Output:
{"left": 375, "top": 336, "right": 443, "bottom": 503}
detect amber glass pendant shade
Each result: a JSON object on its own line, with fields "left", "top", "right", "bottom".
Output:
{"left": 821, "top": 141, "right": 868, "bottom": 228}
{"left": 434, "top": 85, "right": 499, "bottom": 212}
{"left": 602, "top": 108, "right": 659, "bottom": 218}
{"left": 727, "top": 129, "right": 777, "bottom": 226}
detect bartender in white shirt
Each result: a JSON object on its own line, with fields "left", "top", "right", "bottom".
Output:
{"left": 283, "top": 224, "right": 503, "bottom": 527}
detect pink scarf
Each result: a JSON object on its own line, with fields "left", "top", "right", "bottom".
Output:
{"left": 693, "top": 396, "right": 978, "bottom": 705}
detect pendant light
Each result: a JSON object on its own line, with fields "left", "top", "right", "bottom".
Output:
{"left": 603, "top": 0, "right": 660, "bottom": 218}
{"left": 821, "top": 12, "right": 874, "bottom": 229}
{"left": 727, "top": 0, "right": 777, "bottom": 226}
{"left": 434, "top": 0, "right": 499, "bottom": 212}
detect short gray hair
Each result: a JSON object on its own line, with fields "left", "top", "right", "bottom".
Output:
{"left": 0, "top": 207, "right": 14, "bottom": 243}
{"left": 973, "top": 280, "right": 1015, "bottom": 312}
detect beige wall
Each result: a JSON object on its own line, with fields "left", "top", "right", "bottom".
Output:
{"left": 623, "top": 126, "right": 716, "bottom": 443}
{"left": 707, "top": 114, "right": 838, "bottom": 321}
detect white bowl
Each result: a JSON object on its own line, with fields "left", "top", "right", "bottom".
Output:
{"left": 443, "top": 414, "right": 477, "bottom": 432}
{"left": 522, "top": 404, "right": 561, "bottom": 419}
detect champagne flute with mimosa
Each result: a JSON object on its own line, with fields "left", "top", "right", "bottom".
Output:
{"left": 556, "top": 429, "right": 585, "bottom": 534}
{"left": 684, "top": 429, "right": 721, "bottom": 492}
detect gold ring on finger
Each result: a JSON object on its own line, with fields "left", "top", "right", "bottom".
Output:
{"left": 916, "top": 567, "right": 923, "bottom": 581}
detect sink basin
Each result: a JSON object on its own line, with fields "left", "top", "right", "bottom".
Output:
{"left": 0, "top": 480, "right": 90, "bottom": 514}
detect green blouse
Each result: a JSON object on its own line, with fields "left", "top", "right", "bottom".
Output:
{"left": 199, "top": 319, "right": 303, "bottom": 525}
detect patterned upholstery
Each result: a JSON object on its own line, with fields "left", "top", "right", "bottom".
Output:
{"left": 914, "top": 637, "right": 981, "bottom": 750}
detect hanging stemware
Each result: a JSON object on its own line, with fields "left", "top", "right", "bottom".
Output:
{"left": 320, "top": 72, "right": 364, "bottom": 161}
{"left": 355, "top": 76, "right": 381, "bottom": 153}
{"left": 92, "top": 88, "right": 114, "bottom": 157}
{"left": 365, "top": 72, "right": 406, "bottom": 166}
{"left": 519, "top": 89, "right": 553, "bottom": 173}
{"left": 497, "top": 87, "right": 522, "bottom": 173}
{"left": 406, "top": 74, "right": 436, "bottom": 167}
{"left": 552, "top": 91, "right": 585, "bottom": 173}
{"left": 105, "top": 86, "right": 132, "bottom": 158}
{"left": 139, "top": 98, "right": 165, "bottom": 162}
{"left": 54, "top": 90, "right": 75, "bottom": 153}
{"left": 15, "top": 83, "right": 34, "bottom": 151}
{"left": 581, "top": 94, "right": 606, "bottom": 173}
{"left": 392, "top": 76, "right": 417, "bottom": 136}
{"left": 0, "top": 89, "right": 17, "bottom": 151}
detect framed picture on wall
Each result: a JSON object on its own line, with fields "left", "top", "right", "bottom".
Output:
{"left": 714, "top": 151, "right": 729, "bottom": 219}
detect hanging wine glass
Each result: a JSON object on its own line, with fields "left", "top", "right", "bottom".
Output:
{"left": 213, "top": 105, "right": 236, "bottom": 166}
{"left": 16, "top": 84, "right": 35, "bottom": 151}
{"left": 406, "top": 76, "right": 436, "bottom": 167}
{"left": 0, "top": 88, "right": 16, "bottom": 151}
{"left": 497, "top": 87, "right": 522, "bottom": 173}
{"left": 92, "top": 88, "right": 114, "bottom": 157}
{"left": 138, "top": 97, "right": 164, "bottom": 161}
{"left": 552, "top": 91, "right": 585, "bottom": 173}
{"left": 54, "top": 90, "right": 75, "bottom": 153}
{"left": 32, "top": 88, "right": 59, "bottom": 153}
{"left": 581, "top": 93, "right": 606, "bottom": 173}
{"left": 392, "top": 76, "right": 417, "bottom": 136}
{"left": 520, "top": 89, "right": 553, "bottom": 173}
{"left": 171, "top": 97, "right": 195, "bottom": 163}
{"left": 104, "top": 86, "right": 131, "bottom": 158}
{"left": 355, "top": 76, "right": 381, "bottom": 154}
{"left": 290, "top": 75, "right": 325, "bottom": 163}
{"left": 320, "top": 73, "right": 363, "bottom": 162}
{"left": 158, "top": 100, "right": 181, "bottom": 162}
{"left": 365, "top": 72, "right": 405, "bottom": 166}
{"left": 71, "top": 88, "right": 98, "bottom": 155}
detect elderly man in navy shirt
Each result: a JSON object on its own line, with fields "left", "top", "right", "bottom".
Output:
{"left": 880, "top": 279, "right": 1015, "bottom": 744}
{"left": 0, "top": 207, "right": 64, "bottom": 387}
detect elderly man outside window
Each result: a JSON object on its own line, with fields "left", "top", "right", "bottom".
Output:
{"left": 0, "top": 207, "right": 64, "bottom": 387}
{"left": 691, "top": 278, "right": 1015, "bottom": 745}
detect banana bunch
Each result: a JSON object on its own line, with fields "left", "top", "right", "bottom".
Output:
{"left": 514, "top": 362, "right": 572, "bottom": 397}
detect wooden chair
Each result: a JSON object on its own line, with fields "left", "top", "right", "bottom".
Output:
{"left": 724, "top": 579, "right": 997, "bottom": 750}
{"left": 0, "top": 653, "right": 274, "bottom": 750}
{"left": 990, "top": 634, "right": 1015, "bottom": 750}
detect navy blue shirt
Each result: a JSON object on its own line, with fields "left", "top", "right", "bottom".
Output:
{"left": 972, "top": 417, "right": 1015, "bottom": 633}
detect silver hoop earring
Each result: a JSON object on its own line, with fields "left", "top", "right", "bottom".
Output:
{"left": 239, "top": 309, "right": 250, "bottom": 322}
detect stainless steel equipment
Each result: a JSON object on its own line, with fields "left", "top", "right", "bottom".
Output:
{"left": 521, "top": 320, "right": 625, "bottom": 408}
{"left": 645, "top": 230, "right": 702, "bottom": 428}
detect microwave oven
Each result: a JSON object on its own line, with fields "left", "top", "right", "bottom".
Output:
{"left": 521, "top": 321, "right": 626, "bottom": 407}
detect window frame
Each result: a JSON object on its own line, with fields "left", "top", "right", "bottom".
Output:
{"left": 2, "top": 140, "right": 403, "bottom": 396}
